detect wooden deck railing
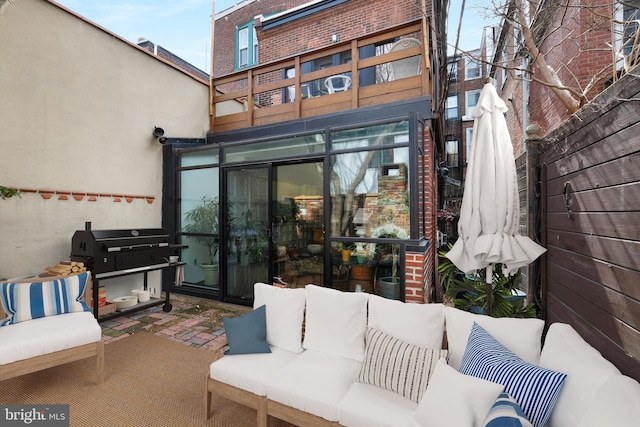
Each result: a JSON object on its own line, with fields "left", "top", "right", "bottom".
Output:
{"left": 210, "top": 20, "right": 432, "bottom": 133}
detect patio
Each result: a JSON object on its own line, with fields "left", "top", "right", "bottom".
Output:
{"left": 99, "top": 294, "right": 250, "bottom": 348}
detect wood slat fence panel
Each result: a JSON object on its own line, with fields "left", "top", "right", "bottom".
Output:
{"left": 536, "top": 69, "right": 640, "bottom": 381}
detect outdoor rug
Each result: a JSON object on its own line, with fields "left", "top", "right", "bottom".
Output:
{"left": 0, "top": 332, "right": 293, "bottom": 427}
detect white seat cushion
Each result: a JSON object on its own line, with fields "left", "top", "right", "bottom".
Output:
{"left": 338, "top": 382, "right": 418, "bottom": 427}
{"left": 267, "top": 349, "right": 362, "bottom": 422}
{"left": 0, "top": 311, "right": 102, "bottom": 365}
{"left": 209, "top": 346, "right": 299, "bottom": 396}
{"left": 367, "top": 295, "right": 444, "bottom": 349}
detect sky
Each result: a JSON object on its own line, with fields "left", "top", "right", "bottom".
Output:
{"left": 448, "top": 0, "right": 499, "bottom": 55}
{"left": 54, "top": 0, "right": 496, "bottom": 72}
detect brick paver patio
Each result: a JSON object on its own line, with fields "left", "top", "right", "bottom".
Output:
{"left": 100, "top": 294, "right": 251, "bottom": 351}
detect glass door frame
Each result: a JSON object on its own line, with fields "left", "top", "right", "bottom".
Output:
{"left": 221, "top": 164, "right": 272, "bottom": 305}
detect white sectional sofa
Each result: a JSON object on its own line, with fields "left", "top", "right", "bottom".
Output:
{"left": 206, "top": 283, "right": 640, "bottom": 427}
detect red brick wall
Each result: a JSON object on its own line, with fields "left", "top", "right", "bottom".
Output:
{"left": 213, "top": 0, "right": 310, "bottom": 77}
{"left": 258, "top": 0, "right": 423, "bottom": 61}
{"left": 529, "top": 0, "right": 614, "bottom": 135}
{"left": 405, "top": 123, "right": 436, "bottom": 303}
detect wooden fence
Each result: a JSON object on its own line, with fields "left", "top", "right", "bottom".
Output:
{"left": 534, "top": 69, "right": 640, "bottom": 381}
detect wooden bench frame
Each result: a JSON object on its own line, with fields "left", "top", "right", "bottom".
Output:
{"left": 0, "top": 340, "right": 104, "bottom": 384}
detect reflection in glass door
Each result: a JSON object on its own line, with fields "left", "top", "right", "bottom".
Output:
{"left": 272, "top": 162, "right": 324, "bottom": 289}
{"left": 225, "top": 167, "right": 270, "bottom": 301}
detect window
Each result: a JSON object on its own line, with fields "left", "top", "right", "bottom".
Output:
{"left": 445, "top": 96, "right": 458, "bottom": 120}
{"left": 501, "top": 50, "right": 508, "bottom": 85}
{"left": 445, "top": 139, "right": 459, "bottom": 167}
{"left": 329, "top": 121, "right": 410, "bottom": 241}
{"left": 464, "top": 90, "right": 481, "bottom": 118}
{"left": 614, "top": 0, "right": 640, "bottom": 71}
{"left": 448, "top": 60, "right": 459, "bottom": 81}
{"left": 466, "top": 127, "right": 474, "bottom": 163}
{"left": 465, "top": 57, "right": 480, "bottom": 80}
{"left": 237, "top": 23, "right": 258, "bottom": 69}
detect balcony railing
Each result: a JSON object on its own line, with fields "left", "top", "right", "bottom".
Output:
{"left": 210, "top": 20, "right": 433, "bottom": 132}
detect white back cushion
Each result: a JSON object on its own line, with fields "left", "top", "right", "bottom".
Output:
{"left": 253, "top": 282, "right": 306, "bottom": 353}
{"left": 302, "top": 285, "right": 369, "bottom": 361}
{"left": 367, "top": 294, "right": 445, "bottom": 348}
{"left": 578, "top": 373, "right": 640, "bottom": 427}
{"left": 539, "top": 322, "right": 621, "bottom": 427}
{"left": 445, "top": 306, "right": 544, "bottom": 370}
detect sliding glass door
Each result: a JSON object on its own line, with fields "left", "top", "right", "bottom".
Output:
{"left": 271, "top": 162, "right": 324, "bottom": 289}
{"left": 225, "top": 167, "right": 270, "bottom": 302}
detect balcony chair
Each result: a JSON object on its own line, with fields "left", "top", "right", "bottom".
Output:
{"left": 389, "top": 37, "right": 422, "bottom": 80}
{"left": 324, "top": 75, "right": 352, "bottom": 94}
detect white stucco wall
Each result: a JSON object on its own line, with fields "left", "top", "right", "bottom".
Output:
{"left": 0, "top": 0, "right": 209, "bottom": 286}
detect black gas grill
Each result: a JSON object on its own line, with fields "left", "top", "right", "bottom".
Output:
{"left": 71, "top": 222, "right": 170, "bottom": 274}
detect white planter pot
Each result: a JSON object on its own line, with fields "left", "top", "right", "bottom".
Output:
{"left": 200, "top": 264, "right": 219, "bottom": 287}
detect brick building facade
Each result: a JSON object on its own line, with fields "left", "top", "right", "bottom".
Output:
{"left": 195, "top": 0, "right": 446, "bottom": 304}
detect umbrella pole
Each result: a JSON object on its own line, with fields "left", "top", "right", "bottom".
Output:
{"left": 486, "top": 264, "right": 493, "bottom": 316}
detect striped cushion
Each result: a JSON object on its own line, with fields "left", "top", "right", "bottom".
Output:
{"left": 460, "top": 323, "right": 566, "bottom": 427}
{"left": 358, "top": 327, "right": 448, "bottom": 403}
{"left": 0, "top": 272, "right": 91, "bottom": 326}
{"left": 482, "top": 392, "right": 533, "bottom": 427}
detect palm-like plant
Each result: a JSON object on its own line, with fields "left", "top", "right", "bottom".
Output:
{"left": 183, "top": 196, "right": 220, "bottom": 265}
{"left": 437, "top": 245, "right": 537, "bottom": 318}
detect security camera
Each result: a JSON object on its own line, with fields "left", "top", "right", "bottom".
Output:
{"left": 153, "top": 127, "right": 165, "bottom": 138}
{"left": 439, "top": 167, "right": 449, "bottom": 177}
{"left": 153, "top": 127, "right": 168, "bottom": 144}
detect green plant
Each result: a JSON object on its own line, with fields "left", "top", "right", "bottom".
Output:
{"left": 183, "top": 196, "right": 220, "bottom": 265}
{"left": 236, "top": 209, "right": 268, "bottom": 264}
{"left": 0, "top": 186, "right": 20, "bottom": 200}
{"left": 437, "top": 246, "right": 537, "bottom": 318}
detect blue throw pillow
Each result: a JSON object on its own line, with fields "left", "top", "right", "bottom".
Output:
{"left": 460, "top": 322, "right": 566, "bottom": 427}
{"left": 223, "top": 304, "right": 271, "bottom": 355}
{"left": 482, "top": 392, "right": 533, "bottom": 427}
{"left": 0, "top": 272, "right": 91, "bottom": 326}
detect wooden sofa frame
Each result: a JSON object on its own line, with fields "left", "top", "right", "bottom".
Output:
{"left": 0, "top": 274, "right": 104, "bottom": 384}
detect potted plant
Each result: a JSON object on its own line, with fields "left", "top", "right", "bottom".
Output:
{"left": 371, "top": 221, "right": 408, "bottom": 300}
{"left": 184, "top": 196, "right": 221, "bottom": 287}
{"left": 0, "top": 186, "right": 19, "bottom": 199}
{"left": 236, "top": 209, "right": 268, "bottom": 266}
{"left": 437, "top": 245, "right": 536, "bottom": 318}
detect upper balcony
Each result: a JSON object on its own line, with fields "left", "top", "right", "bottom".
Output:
{"left": 210, "top": 20, "right": 434, "bottom": 133}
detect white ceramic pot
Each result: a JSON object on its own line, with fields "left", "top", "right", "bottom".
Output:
{"left": 131, "top": 289, "right": 151, "bottom": 303}
{"left": 114, "top": 296, "right": 138, "bottom": 310}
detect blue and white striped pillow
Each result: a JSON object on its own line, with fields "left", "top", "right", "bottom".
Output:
{"left": 358, "top": 327, "right": 448, "bottom": 403}
{"left": 459, "top": 322, "right": 566, "bottom": 427}
{"left": 482, "top": 392, "right": 533, "bottom": 427}
{"left": 0, "top": 272, "right": 91, "bottom": 326}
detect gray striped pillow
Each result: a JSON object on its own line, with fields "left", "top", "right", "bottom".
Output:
{"left": 358, "top": 327, "right": 448, "bottom": 403}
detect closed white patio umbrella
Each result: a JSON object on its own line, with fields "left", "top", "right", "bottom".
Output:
{"left": 446, "top": 80, "right": 546, "bottom": 313}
